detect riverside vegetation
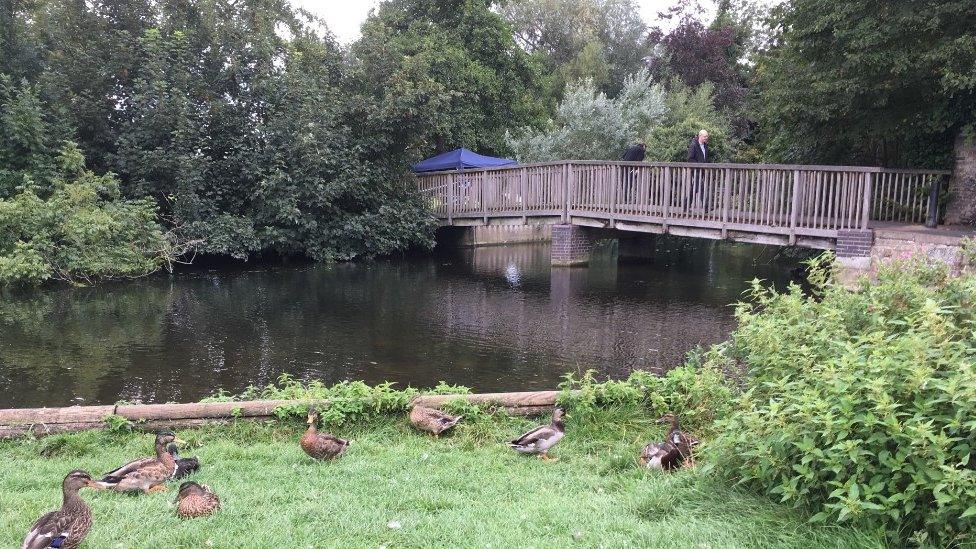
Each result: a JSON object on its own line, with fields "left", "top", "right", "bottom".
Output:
{"left": 3, "top": 255, "right": 973, "bottom": 547}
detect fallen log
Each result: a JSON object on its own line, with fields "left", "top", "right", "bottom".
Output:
{"left": 0, "top": 391, "right": 568, "bottom": 439}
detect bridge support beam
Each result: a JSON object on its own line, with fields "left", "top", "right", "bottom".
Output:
{"left": 551, "top": 224, "right": 595, "bottom": 266}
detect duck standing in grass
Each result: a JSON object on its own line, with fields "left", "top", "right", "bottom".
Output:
{"left": 659, "top": 412, "right": 698, "bottom": 466}
{"left": 508, "top": 407, "right": 565, "bottom": 461}
{"left": 21, "top": 470, "right": 101, "bottom": 549}
{"left": 167, "top": 443, "right": 200, "bottom": 479}
{"left": 175, "top": 481, "right": 221, "bottom": 519}
{"left": 409, "top": 404, "right": 463, "bottom": 437}
{"left": 98, "top": 430, "right": 185, "bottom": 493}
{"left": 300, "top": 408, "right": 350, "bottom": 460}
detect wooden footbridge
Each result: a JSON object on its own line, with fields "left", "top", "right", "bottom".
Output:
{"left": 416, "top": 161, "right": 950, "bottom": 251}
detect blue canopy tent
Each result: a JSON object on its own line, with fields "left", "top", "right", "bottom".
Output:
{"left": 411, "top": 148, "right": 516, "bottom": 173}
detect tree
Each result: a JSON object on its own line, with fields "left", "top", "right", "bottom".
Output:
{"left": 506, "top": 70, "right": 666, "bottom": 161}
{"left": 645, "top": 13, "right": 747, "bottom": 122}
{"left": 350, "top": 0, "right": 548, "bottom": 158}
{"left": 4, "top": 0, "right": 438, "bottom": 265}
{"left": 501, "top": 0, "right": 648, "bottom": 94}
{"left": 644, "top": 82, "right": 739, "bottom": 162}
{"left": 752, "top": 0, "right": 976, "bottom": 167}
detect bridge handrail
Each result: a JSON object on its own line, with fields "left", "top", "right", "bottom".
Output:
{"left": 416, "top": 161, "right": 951, "bottom": 231}
{"left": 414, "top": 160, "right": 950, "bottom": 177}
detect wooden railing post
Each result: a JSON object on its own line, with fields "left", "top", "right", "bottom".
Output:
{"left": 447, "top": 173, "right": 455, "bottom": 223}
{"left": 610, "top": 164, "right": 619, "bottom": 225}
{"left": 925, "top": 174, "right": 941, "bottom": 228}
{"left": 789, "top": 170, "right": 801, "bottom": 245}
{"left": 562, "top": 162, "right": 571, "bottom": 222}
{"left": 520, "top": 167, "right": 527, "bottom": 224}
{"left": 662, "top": 166, "right": 671, "bottom": 231}
{"left": 720, "top": 168, "right": 731, "bottom": 238}
{"left": 861, "top": 172, "right": 873, "bottom": 229}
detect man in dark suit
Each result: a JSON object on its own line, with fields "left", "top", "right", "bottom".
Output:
{"left": 621, "top": 142, "right": 646, "bottom": 202}
{"left": 686, "top": 130, "right": 709, "bottom": 162}
{"left": 622, "top": 142, "right": 646, "bottom": 161}
{"left": 683, "top": 130, "right": 710, "bottom": 211}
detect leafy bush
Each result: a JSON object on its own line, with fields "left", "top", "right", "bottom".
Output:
{"left": 0, "top": 144, "right": 178, "bottom": 287}
{"left": 506, "top": 70, "right": 667, "bottom": 161}
{"left": 557, "top": 361, "right": 736, "bottom": 434}
{"left": 711, "top": 257, "right": 976, "bottom": 546}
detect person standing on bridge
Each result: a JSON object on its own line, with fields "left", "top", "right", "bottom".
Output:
{"left": 621, "top": 142, "right": 646, "bottom": 203}
{"left": 684, "top": 130, "right": 710, "bottom": 212}
{"left": 686, "top": 130, "right": 709, "bottom": 163}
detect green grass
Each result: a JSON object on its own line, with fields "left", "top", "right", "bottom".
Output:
{"left": 1, "top": 410, "right": 887, "bottom": 548}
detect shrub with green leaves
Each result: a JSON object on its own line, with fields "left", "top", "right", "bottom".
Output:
{"left": 711, "top": 256, "right": 976, "bottom": 546}
{"left": 0, "top": 145, "right": 176, "bottom": 287}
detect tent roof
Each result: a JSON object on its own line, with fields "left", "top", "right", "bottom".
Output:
{"left": 411, "top": 148, "right": 516, "bottom": 173}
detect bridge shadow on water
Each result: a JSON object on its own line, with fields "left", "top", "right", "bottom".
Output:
{"left": 0, "top": 239, "right": 815, "bottom": 408}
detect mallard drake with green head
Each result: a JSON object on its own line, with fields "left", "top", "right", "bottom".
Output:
{"left": 167, "top": 443, "right": 200, "bottom": 479}
{"left": 409, "top": 404, "right": 462, "bottom": 437}
{"left": 21, "top": 470, "right": 101, "bottom": 549}
{"left": 508, "top": 407, "right": 566, "bottom": 461}
{"left": 300, "top": 408, "right": 350, "bottom": 460}
{"left": 175, "top": 481, "right": 220, "bottom": 519}
{"left": 98, "top": 430, "right": 186, "bottom": 493}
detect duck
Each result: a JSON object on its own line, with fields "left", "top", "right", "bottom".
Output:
{"left": 409, "top": 404, "right": 463, "bottom": 437}
{"left": 658, "top": 412, "right": 699, "bottom": 466}
{"left": 167, "top": 443, "right": 200, "bottom": 479}
{"left": 300, "top": 408, "right": 350, "bottom": 460}
{"left": 638, "top": 440, "right": 682, "bottom": 470}
{"left": 175, "top": 481, "right": 221, "bottom": 519}
{"left": 98, "top": 430, "right": 185, "bottom": 493}
{"left": 21, "top": 470, "right": 101, "bottom": 549}
{"left": 508, "top": 407, "right": 566, "bottom": 461}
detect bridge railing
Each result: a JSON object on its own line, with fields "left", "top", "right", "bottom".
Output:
{"left": 416, "top": 161, "right": 951, "bottom": 235}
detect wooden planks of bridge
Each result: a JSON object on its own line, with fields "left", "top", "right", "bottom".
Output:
{"left": 416, "top": 161, "right": 950, "bottom": 248}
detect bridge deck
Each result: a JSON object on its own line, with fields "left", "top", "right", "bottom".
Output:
{"left": 417, "top": 161, "right": 951, "bottom": 249}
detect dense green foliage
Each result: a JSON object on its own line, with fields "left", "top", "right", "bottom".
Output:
{"left": 1, "top": 0, "right": 460, "bottom": 272}
{"left": 752, "top": 0, "right": 976, "bottom": 167}
{"left": 501, "top": 0, "right": 648, "bottom": 96}
{"left": 713, "top": 257, "right": 976, "bottom": 546}
{"left": 352, "top": 0, "right": 549, "bottom": 158}
{"left": 0, "top": 78, "right": 176, "bottom": 286}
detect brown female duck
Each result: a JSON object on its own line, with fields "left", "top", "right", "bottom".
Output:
{"left": 98, "top": 430, "right": 185, "bottom": 493}
{"left": 409, "top": 405, "right": 463, "bottom": 437}
{"left": 175, "top": 481, "right": 221, "bottom": 519}
{"left": 300, "top": 408, "right": 350, "bottom": 460}
{"left": 21, "top": 470, "right": 101, "bottom": 549}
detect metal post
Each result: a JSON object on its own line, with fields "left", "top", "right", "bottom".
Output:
{"left": 661, "top": 166, "right": 671, "bottom": 232}
{"left": 925, "top": 177, "right": 942, "bottom": 228}
{"left": 789, "top": 170, "right": 801, "bottom": 245}
{"left": 562, "top": 162, "right": 571, "bottom": 223}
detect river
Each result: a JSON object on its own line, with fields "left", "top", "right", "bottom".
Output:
{"left": 0, "top": 239, "right": 812, "bottom": 408}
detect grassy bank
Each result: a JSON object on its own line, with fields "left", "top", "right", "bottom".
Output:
{"left": 1, "top": 409, "right": 885, "bottom": 548}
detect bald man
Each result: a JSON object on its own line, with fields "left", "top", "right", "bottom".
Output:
{"left": 686, "top": 130, "right": 709, "bottom": 163}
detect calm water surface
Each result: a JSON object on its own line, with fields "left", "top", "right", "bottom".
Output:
{"left": 0, "top": 240, "right": 811, "bottom": 408}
